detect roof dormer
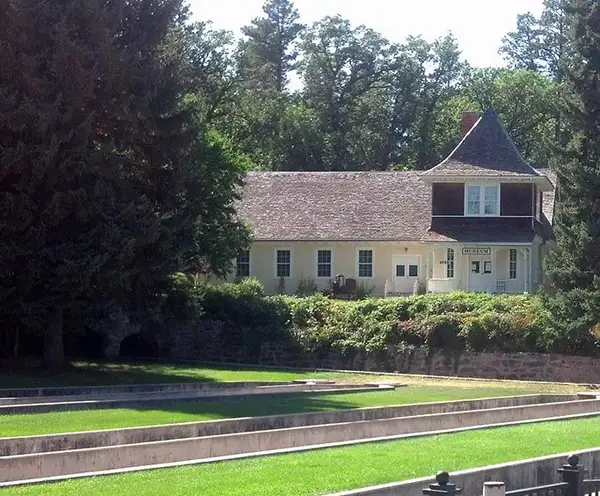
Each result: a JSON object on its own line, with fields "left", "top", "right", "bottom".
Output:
{"left": 420, "top": 109, "right": 553, "bottom": 193}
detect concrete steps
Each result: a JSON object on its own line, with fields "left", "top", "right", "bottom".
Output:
{"left": 2, "top": 394, "right": 598, "bottom": 486}
{"left": 0, "top": 394, "right": 569, "bottom": 456}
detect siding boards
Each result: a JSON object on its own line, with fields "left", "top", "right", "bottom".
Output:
{"left": 501, "top": 183, "right": 533, "bottom": 216}
{"left": 432, "top": 183, "right": 464, "bottom": 215}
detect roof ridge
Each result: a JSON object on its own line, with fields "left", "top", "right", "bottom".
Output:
{"left": 424, "top": 113, "right": 483, "bottom": 175}
{"left": 245, "top": 170, "right": 417, "bottom": 175}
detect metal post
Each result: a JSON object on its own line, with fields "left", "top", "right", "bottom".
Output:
{"left": 483, "top": 482, "right": 506, "bottom": 496}
{"left": 423, "top": 471, "right": 462, "bottom": 495}
{"left": 558, "top": 454, "right": 584, "bottom": 496}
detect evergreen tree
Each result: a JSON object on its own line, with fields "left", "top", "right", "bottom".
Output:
{"left": 501, "top": 0, "right": 571, "bottom": 83}
{"left": 544, "top": 0, "right": 600, "bottom": 346}
{"left": 239, "top": 0, "right": 304, "bottom": 93}
{"left": 0, "top": 0, "right": 249, "bottom": 366}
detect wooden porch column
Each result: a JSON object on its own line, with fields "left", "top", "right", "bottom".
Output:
{"left": 525, "top": 247, "right": 531, "bottom": 293}
{"left": 492, "top": 247, "right": 497, "bottom": 294}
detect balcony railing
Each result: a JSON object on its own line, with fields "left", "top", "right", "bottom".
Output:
{"left": 427, "top": 278, "right": 459, "bottom": 293}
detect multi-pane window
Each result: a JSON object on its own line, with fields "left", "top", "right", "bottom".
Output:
{"left": 408, "top": 265, "right": 419, "bottom": 277}
{"left": 466, "top": 185, "right": 500, "bottom": 216}
{"left": 276, "top": 249, "right": 291, "bottom": 278}
{"left": 446, "top": 248, "right": 455, "bottom": 278}
{"left": 483, "top": 186, "right": 499, "bottom": 215}
{"left": 358, "top": 250, "right": 373, "bottom": 278}
{"left": 509, "top": 249, "right": 517, "bottom": 280}
{"left": 236, "top": 249, "right": 250, "bottom": 278}
{"left": 317, "top": 250, "right": 332, "bottom": 278}
{"left": 396, "top": 265, "right": 405, "bottom": 277}
{"left": 466, "top": 185, "right": 481, "bottom": 215}
{"left": 484, "top": 261, "right": 492, "bottom": 274}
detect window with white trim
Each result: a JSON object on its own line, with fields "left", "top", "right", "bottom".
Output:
{"left": 317, "top": 250, "right": 332, "bottom": 278}
{"left": 483, "top": 186, "right": 499, "bottom": 215}
{"left": 408, "top": 265, "right": 419, "bottom": 277}
{"left": 446, "top": 248, "right": 455, "bottom": 278}
{"left": 276, "top": 249, "right": 291, "bottom": 278}
{"left": 466, "top": 184, "right": 500, "bottom": 216}
{"left": 509, "top": 249, "right": 517, "bottom": 280}
{"left": 236, "top": 249, "right": 250, "bottom": 278}
{"left": 358, "top": 250, "right": 373, "bottom": 278}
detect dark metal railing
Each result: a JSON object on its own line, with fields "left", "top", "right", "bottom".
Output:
{"left": 423, "top": 454, "right": 596, "bottom": 496}
{"left": 583, "top": 478, "right": 600, "bottom": 496}
{"left": 505, "top": 482, "right": 569, "bottom": 496}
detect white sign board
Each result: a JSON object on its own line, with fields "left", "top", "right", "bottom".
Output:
{"left": 462, "top": 247, "right": 491, "bottom": 256}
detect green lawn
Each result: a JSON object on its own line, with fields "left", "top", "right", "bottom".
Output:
{"left": 0, "top": 386, "right": 544, "bottom": 437}
{"left": 3, "top": 417, "right": 600, "bottom": 496}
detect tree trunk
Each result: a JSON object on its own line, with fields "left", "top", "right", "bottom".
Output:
{"left": 43, "top": 307, "right": 65, "bottom": 368}
{"left": 13, "top": 326, "right": 19, "bottom": 360}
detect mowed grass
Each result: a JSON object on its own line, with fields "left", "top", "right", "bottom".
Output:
{"left": 0, "top": 385, "right": 545, "bottom": 437}
{"left": 4, "top": 417, "right": 600, "bottom": 496}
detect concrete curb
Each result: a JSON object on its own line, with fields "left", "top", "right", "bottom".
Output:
{"left": 1, "top": 382, "right": 401, "bottom": 405}
{"left": 0, "top": 381, "right": 288, "bottom": 398}
{"left": 0, "top": 384, "right": 394, "bottom": 415}
{"left": 2, "top": 397, "right": 599, "bottom": 484}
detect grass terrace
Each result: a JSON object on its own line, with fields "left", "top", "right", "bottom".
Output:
{"left": 3, "top": 416, "right": 600, "bottom": 495}
{"left": 1, "top": 385, "right": 551, "bottom": 437}
{"left": 0, "top": 360, "right": 579, "bottom": 437}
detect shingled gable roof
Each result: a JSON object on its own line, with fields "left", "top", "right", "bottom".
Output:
{"left": 237, "top": 171, "right": 431, "bottom": 241}
{"left": 421, "top": 109, "right": 542, "bottom": 178}
{"left": 237, "top": 170, "right": 555, "bottom": 243}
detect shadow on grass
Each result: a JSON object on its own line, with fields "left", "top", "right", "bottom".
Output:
{"left": 0, "top": 359, "right": 222, "bottom": 389}
{"left": 132, "top": 393, "right": 366, "bottom": 419}
{"left": 0, "top": 392, "right": 374, "bottom": 439}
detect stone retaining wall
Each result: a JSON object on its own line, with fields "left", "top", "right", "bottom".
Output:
{"left": 164, "top": 336, "right": 600, "bottom": 384}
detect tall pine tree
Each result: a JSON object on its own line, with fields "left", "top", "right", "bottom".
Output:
{"left": 239, "top": 0, "right": 304, "bottom": 93}
{"left": 544, "top": 0, "right": 600, "bottom": 347}
{"left": 0, "top": 0, "right": 249, "bottom": 366}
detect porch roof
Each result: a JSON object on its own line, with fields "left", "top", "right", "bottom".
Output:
{"left": 425, "top": 217, "right": 538, "bottom": 243}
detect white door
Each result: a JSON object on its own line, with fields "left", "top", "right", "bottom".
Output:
{"left": 393, "top": 256, "right": 420, "bottom": 293}
{"left": 469, "top": 256, "right": 493, "bottom": 292}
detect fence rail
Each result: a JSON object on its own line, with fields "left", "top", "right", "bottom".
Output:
{"left": 583, "top": 479, "right": 600, "bottom": 496}
{"left": 423, "top": 454, "right": 598, "bottom": 496}
{"left": 505, "top": 482, "right": 569, "bottom": 496}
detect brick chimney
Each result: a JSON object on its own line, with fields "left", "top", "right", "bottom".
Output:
{"left": 460, "top": 111, "right": 479, "bottom": 137}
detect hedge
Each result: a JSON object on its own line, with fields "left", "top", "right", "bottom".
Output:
{"left": 165, "top": 276, "right": 599, "bottom": 357}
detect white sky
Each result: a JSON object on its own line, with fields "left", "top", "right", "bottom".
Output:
{"left": 190, "top": 0, "right": 544, "bottom": 68}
